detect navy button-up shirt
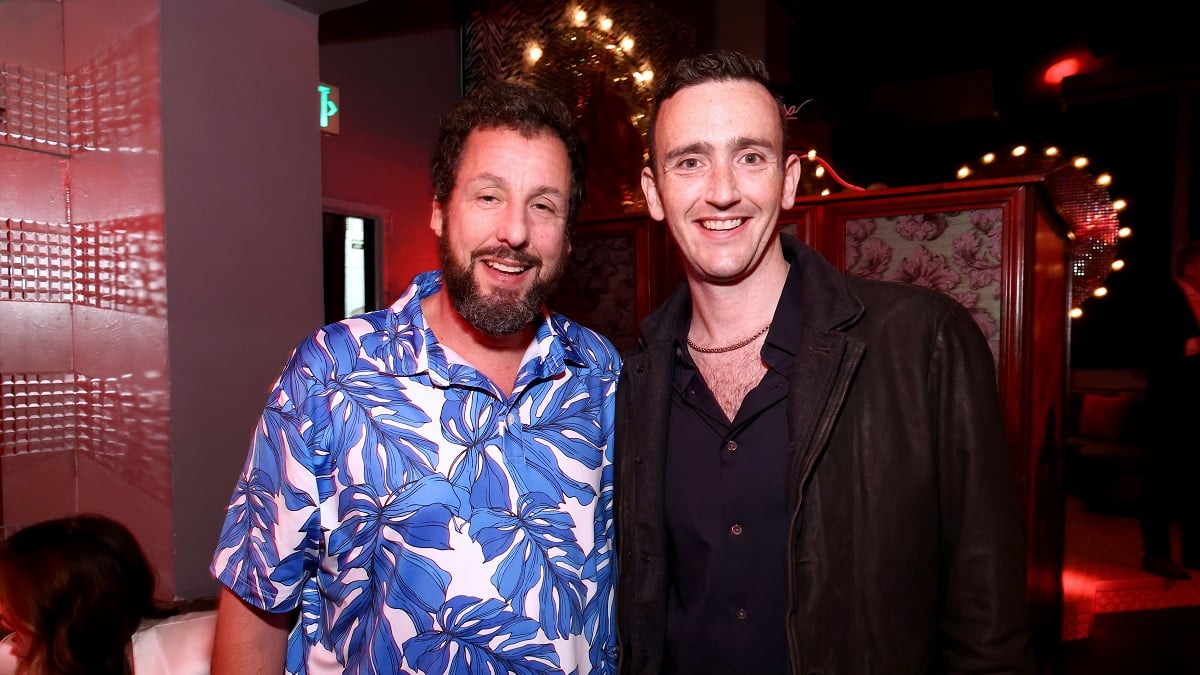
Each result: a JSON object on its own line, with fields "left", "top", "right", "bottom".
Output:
{"left": 663, "top": 325, "right": 795, "bottom": 675}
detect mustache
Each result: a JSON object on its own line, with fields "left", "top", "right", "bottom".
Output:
{"left": 473, "top": 246, "right": 541, "bottom": 268}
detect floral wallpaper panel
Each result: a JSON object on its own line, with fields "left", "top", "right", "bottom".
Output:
{"left": 842, "top": 208, "right": 1004, "bottom": 364}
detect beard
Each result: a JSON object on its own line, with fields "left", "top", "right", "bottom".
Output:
{"left": 438, "top": 221, "right": 569, "bottom": 336}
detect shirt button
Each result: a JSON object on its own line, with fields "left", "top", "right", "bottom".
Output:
{"left": 726, "top": 440, "right": 737, "bottom": 452}
{"left": 730, "top": 524, "right": 743, "bottom": 536}
{"left": 506, "top": 413, "right": 515, "bottom": 425}
{"left": 735, "top": 608, "right": 747, "bottom": 620}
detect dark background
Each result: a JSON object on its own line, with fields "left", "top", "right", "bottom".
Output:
{"left": 322, "top": 0, "right": 1200, "bottom": 369}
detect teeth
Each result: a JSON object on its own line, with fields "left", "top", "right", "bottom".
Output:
{"left": 702, "top": 218, "right": 743, "bottom": 231}
{"left": 486, "top": 261, "right": 526, "bottom": 273}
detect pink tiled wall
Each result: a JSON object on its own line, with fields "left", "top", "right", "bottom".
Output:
{"left": 0, "top": 0, "right": 173, "bottom": 591}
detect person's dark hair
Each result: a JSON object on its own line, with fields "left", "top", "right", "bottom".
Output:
{"left": 430, "top": 79, "right": 586, "bottom": 230}
{"left": 1175, "top": 241, "right": 1200, "bottom": 276}
{"left": 0, "top": 514, "right": 175, "bottom": 675}
{"left": 647, "top": 50, "right": 790, "bottom": 169}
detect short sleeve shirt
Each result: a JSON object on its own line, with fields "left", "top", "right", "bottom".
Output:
{"left": 210, "top": 271, "right": 621, "bottom": 674}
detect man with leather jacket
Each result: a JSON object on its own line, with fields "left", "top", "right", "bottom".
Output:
{"left": 613, "top": 50, "right": 1035, "bottom": 674}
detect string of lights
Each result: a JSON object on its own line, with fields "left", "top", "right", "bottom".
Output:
{"left": 955, "top": 145, "right": 1130, "bottom": 318}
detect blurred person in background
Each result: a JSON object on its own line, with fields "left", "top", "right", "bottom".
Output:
{"left": 1139, "top": 241, "right": 1200, "bottom": 580}
{"left": 0, "top": 513, "right": 216, "bottom": 675}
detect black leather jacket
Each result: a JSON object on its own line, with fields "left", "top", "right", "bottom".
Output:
{"left": 614, "top": 235, "right": 1034, "bottom": 674}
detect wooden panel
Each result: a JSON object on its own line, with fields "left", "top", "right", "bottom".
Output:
{"left": 554, "top": 216, "right": 659, "bottom": 353}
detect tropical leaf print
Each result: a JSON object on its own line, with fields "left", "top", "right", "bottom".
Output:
{"left": 214, "top": 464, "right": 285, "bottom": 607}
{"left": 439, "top": 388, "right": 511, "bottom": 511}
{"left": 326, "top": 477, "right": 467, "bottom": 643}
{"left": 470, "top": 492, "right": 586, "bottom": 639}
{"left": 502, "top": 381, "right": 602, "bottom": 506}
{"left": 213, "top": 272, "right": 619, "bottom": 674}
{"left": 583, "top": 462, "right": 616, "bottom": 674}
{"left": 402, "top": 597, "right": 564, "bottom": 675}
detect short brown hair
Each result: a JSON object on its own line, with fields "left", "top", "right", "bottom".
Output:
{"left": 647, "top": 50, "right": 789, "bottom": 169}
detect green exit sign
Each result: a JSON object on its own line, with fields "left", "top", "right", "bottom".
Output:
{"left": 319, "top": 83, "right": 340, "bottom": 134}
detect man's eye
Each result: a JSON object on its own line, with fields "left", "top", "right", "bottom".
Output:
{"left": 742, "top": 152, "right": 764, "bottom": 164}
{"left": 679, "top": 158, "right": 700, "bottom": 169}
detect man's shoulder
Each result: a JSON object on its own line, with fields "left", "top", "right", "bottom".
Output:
{"left": 845, "top": 275, "right": 963, "bottom": 312}
{"left": 547, "top": 312, "right": 623, "bottom": 371}
{"left": 841, "top": 276, "right": 983, "bottom": 343}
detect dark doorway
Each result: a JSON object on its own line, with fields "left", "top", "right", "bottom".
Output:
{"left": 322, "top": 211, "right": 378, "bottom": 324}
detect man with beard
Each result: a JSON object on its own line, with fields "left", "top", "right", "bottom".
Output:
{"left": 209, "top": 80, "right": 620, "bottom": 675}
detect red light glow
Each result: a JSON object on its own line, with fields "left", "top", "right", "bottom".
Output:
{"left": 1044, "top": 57, "right": 1083, "bottom": 85}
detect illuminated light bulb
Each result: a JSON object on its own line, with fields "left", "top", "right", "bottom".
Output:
{"left": 807, "top": 149, "right": 817, "bottom": 159}
{"left": 1112, "top": 259, "right": 1125, "bottom": 271}
{"left": 572, "top": 8, "right": 587, "bottom": 26}
{"left": 639, "top": 69, "right": 653, "bottom": 83}
{"left": 526, "top": 44, "right": 543, "bottom": 64}
{"left": 1118, "top": 227, "right": 1132, "bottom": 238}
{"left": 814, "top": 165, "right": 826, "bottom": 178}
{"left": 1012, "top": 145, "right": 1027, "bottom": 157}
{"left": 1112, "top": 199, "right": 1127, "bottom": 211}
{"left": 820, "top": 188, "right": 831, "bottom": 196}
{"left": 1096, "top": 173, "right": 1112, "bottom": 186}
{"left": 1044, "top": 146, "right": 1060, "bottom": 157}
{"left": 599, "top": 16, "right": 613, "bottom": 31}
{"left": 620, "top": 36, "right": 635, "bottom": 51}
{"left": 1070, "top": 307, "right": 1084, "bottom": 319}
{"left": 982, "top": 153, "right": 996, "bottom": 164}
{"left": 1073, "top": 156, "right": 1089, "bottom": 169}
{"left": 1093, "top": 286, "right": 1108, "bottom": 298}
{"left": 957, "top": 166, "right": 972, "bottom": 179}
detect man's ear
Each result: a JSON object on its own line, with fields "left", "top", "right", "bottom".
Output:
{"left": 781, "top": 153, "right": 802, "bottom": 210}
{"left": 429, "top": 201, "right": 445, "bottom": 236}
{"left": 641, "top": 166, "right": 665, "bottom": 222}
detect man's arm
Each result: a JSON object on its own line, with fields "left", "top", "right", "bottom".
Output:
{"left": 210, "top": 586, "right": 295, "bottom": 674}
{"left": 934, "top": 302, "right": 1036, "bottom": 673}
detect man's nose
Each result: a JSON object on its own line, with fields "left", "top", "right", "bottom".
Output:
{"left": 496, "top": 206, "right": 530, "bottom": 248}
{"left": 706, "top": 161, "right": 741, "bottom": 207}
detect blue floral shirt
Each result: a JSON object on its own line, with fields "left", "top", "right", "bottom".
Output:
{"left": 211, "top": 271, "right": 620, "bottom": 675}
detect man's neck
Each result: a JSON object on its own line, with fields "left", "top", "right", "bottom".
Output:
{"left": 420, "top": 288, "right": 534, "bottom": 397}
{"left": 686, "top": 249, "right": 790, "bottom": 345}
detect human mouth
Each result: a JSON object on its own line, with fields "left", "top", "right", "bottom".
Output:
{"left": 483, "top": 259, "right": 531, "bottom": 274}
{"left": 699, "top": 218, "right": 746, "bottom": 232}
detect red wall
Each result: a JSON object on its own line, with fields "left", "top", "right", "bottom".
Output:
{"left": 319, "top": 21, "right": 460, "bottom": 303}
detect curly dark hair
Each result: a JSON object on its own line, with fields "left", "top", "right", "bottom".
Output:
{"left": 647, "top": 50, "right": 790, "bottom": 170}
{"left": 430, "top": 79, "right": 586, "bottom": 230}
{"left": 0, "top": 514, "right": 175, "bottom": 675}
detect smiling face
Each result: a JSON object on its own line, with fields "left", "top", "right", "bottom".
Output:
{"left": 432, "top": 126, "right": 572, "bottom": 336}
{"left": 642, "top": 79, "right": 800, "bottom": 286}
